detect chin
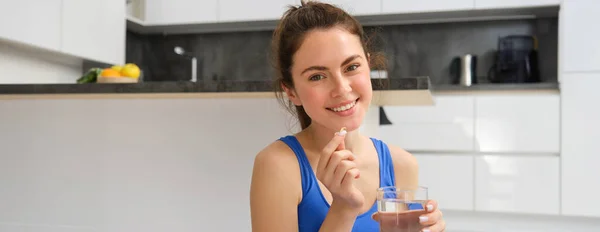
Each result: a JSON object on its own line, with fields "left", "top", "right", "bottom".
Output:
{"left": 340, "top": 122, "right": 362, "bottom": 132}
{"left": 330, "top": 104, "right": 366, "bottom": 132}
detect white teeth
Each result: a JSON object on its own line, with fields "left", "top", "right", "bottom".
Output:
{"left": 331, "top": 100, "right": 356, "bottom": 112}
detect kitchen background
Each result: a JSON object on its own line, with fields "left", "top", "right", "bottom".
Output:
{"left": 123, "top": 18, "right": 558, "bottom": 85}
{"left": 1, "top": 0, "right": 600, "bottom": 232}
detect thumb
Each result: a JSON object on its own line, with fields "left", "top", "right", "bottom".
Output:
{"left": 371, "top": 212, "right": 378, "bottom": 221}
{"left": 335, "top": 127, "right": 346, "bottom": 151}
{"left": 336, "top": 137, "right": 345, "bottom": 151}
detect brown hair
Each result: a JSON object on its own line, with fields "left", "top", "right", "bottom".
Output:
{"left": 271, "top": 0, "right": 386, "bottom": 130}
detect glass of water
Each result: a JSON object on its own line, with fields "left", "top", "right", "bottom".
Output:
{"left": 375, "top": 186, "right": 428, "bottom": 232}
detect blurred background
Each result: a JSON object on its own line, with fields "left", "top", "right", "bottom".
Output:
{"left": 0, "top": 0, "right": 599, "bottom": 231}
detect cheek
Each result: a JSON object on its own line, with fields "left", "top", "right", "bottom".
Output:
{"left": 297, "top": 85, "right": 326, "bottom": 107}
{"left": 353, "top": 73, "right": 373, "bottom": 93}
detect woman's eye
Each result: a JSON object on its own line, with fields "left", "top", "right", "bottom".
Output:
{"left": 346, "top": 64, "right": 359, "bottom": 72}
{"left": 309, "top": 74, "right": 325, "bottom": 81}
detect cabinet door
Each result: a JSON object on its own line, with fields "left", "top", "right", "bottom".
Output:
{"left": 415, "top": 154, "right": 474, "bottom": 211}
{"left": 219, "top": 0, "right": 297, "bottom": 22}
{"left": 325, "top": 0, "right": 381, "bottom": 16}
{"left": 62, "top": 0, "right": 126, "bottom": 65}
{"left": 475, "top": 0, "right": 560, "bottom": 9}
{"left": 0, "top": 0, "right": 61, "bottom": 51}
{"left": 379, "top": 95, "right": 475, "bottom": 152}
{"left": 475, "top": 94, "right": 560, "bottom": 153}
{"left": 144, "top": 0, "right": 218, "bottom": 25}
{"left": 475, "top": 156, "right": 559, "bottom": 215}
{"left": 560, "top": 0, "right": 600, "bottom": 73}
{"left": 561, "top": 73, "right": 600, "bottom": 218}
{"left": 382, "top": 0, "right": 473, "bottom": 14}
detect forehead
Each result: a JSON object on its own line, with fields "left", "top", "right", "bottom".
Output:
{"left": 292, "top": 27, "right": 364, "bottom": 68}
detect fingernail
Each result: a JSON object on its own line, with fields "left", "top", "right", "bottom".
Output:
{"left": 419, "top": 216, "right": 428, "bottom": 223}
{"left": 427, "top": 204, "right": 433, "bottom": 211}
{"left": 422, "top": 229, "right": 431, "bottom": 232}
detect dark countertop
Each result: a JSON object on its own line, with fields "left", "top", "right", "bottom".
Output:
{"left": 432, "top": 82, "right": 559, "bottom": 92}
{"left": 0, "top": 77, "right": 430, "bottom": 95}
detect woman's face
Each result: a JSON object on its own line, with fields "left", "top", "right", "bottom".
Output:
{"left": 287, "top": 26, "right": 373, "bottom": 132}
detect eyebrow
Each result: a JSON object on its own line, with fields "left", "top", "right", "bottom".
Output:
{"left": 300, "top": 54, "right": 362, "bottom": 75}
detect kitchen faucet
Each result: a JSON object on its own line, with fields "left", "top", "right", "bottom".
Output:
{"left": 174, "top": 46, "right": 197, "bottom": 82}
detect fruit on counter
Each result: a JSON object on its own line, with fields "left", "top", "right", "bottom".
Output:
{"left": 120, "top": 63, "right": 141, "bottom": 78}
{"left": 110, "top": 65, "right": 123, "bottom": 72}
{"left": 100, "top": 68, "right": 122, "bottom": 78}
{"left": 76, "top": 68, "right": 102, "bottom": 83}
{"left": 76, "top": 63, "right": 141, "bottom": 83}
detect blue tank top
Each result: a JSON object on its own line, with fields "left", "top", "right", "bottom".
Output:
{"left": 279, "top": 135, "right": 396, "bottom": 232}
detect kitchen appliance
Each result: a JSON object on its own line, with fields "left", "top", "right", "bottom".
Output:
{"left": 450, "top": 54, "right": 478, "bottom": 86}
{"left": 488, "top": 35, "right": 540, "bottom": 83}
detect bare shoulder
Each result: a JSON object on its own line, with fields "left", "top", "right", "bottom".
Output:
{"left": 251, "top": 139, "right": 302, "bottom": 193}
{"left": 250, "top": 139, "right": 302, "bottom": 232}
{"left": 386, "top": 143, "right": 419, "bottom": 187}
{"left": 386, "top": 143, "right": 418, "bottom": 171}
{"left": 252, "top": 139, "right": 301, "bottom": 180}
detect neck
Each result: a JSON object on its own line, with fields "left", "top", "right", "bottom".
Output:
{"left": 301, "top": 123, "right": 364, "bottom": 154}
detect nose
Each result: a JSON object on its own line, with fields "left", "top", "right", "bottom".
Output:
{"left": 330, "top": 73, "right": 352, "bottom": 98}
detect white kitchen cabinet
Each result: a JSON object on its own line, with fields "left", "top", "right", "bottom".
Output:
{"left": 62, "top": 0, "right": 126, "bottom": 65}
{"left": 219, "top": 0, "right": 298, "bottom": 22}
{"left": 325, "top": 0, "right": 381, "bottom": 16}
{"left": 379, "top": 95, "right": 475, "bottom": 152}
{"left": 475, "top": 0, "right": 561, "bottom": 9}
{"left": 561, "top": 73, "right": 600, "bottom": 218}
{"left": 415, "top": 154, "right": 474, "bottom": 211}
{"left": 560, "top": 0, "right": 600, "bottom": 73}
{"left": 382, "top": 0, "right": 473, "bottom": 14}
{"left": 0, "top": 0, "right": 62, "bottom": 52}
{"left": 144, "top": 0, "right": 218, "bottom": 25}
{"left": 474, "top": 94, "right": 560, "bottom": 153}
{"left": 475, "top": 156, "right": 559, "bottom": 215}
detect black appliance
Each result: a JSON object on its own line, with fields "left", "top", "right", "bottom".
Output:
{"left": 488, "top": 35, "right": 541, "bottom": 83}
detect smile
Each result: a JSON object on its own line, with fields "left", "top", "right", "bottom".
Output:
{"left": 328, "top": 99, "right": 359, "bottom": 112}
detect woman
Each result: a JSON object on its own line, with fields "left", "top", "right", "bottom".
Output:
{"left": 250, "top": 1, "right": 446, "bottom": 231}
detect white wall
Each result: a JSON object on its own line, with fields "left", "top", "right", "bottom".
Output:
{"left": 0, "top": 97, "right": 300, "bottom": 232}
{"left": 0, "top": 40, "right": 82, "bottom": 84}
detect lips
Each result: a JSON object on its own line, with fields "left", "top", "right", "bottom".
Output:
{"left": 327, "top": 99, "right": 359, "bottom": 112}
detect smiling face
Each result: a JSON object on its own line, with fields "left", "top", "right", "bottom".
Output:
{"left": 285, "top": 26, "right": 373, "bottom": 132}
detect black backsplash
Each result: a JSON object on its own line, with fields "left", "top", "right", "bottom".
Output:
{"left": 126, "top": 17, "right": 558, "bottom": 86}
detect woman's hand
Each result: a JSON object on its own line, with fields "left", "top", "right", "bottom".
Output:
{"left": 418, "top": 200, "right": 446, "bottom": 232}
{"left": 316, "top": 129, "right": 364, "bottom": 213}
{"left": 371, "top": 200, "right": 446, "bottom": 232}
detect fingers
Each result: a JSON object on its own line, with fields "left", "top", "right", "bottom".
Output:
{"left": 422, "top": 218, "right": 445, "bottom": 232}
{"left": 420, "top": 200, "right": 444, "bottom": 232}
{"left": 333, "top": 159, "right": 357, "bottom": 186}
{"left": 341, "top": 167, "right": 360, "bottom": 189}
{"left": 318, "top": 151, "right": 354, "bottom": 185}
{"left": 317, "top": 131, "right": 346, "bottom": 174}
{"left": 419, "top": 209, "right": 441, "bottom": 227}
{"left": 425, "top": 200, "right": 437, "bottom": 212}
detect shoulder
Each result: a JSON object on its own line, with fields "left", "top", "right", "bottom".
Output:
{"left": 387, "top": 143, "right": 418, "bottom": 172}
{"left": 380, "top": 140, "right": 419, "bottom": 186}
{"left": 250, "top": 138, "right": 302, "bottom": 201}
{"left": 250, "top": 138, "right": 303, "bottom": 231}
{"left": 253, "top": 138, "right": 300, "bottom": 174}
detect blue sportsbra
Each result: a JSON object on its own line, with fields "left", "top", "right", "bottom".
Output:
{"left": 278, "top": 135, "right": 396, "bottom": 232}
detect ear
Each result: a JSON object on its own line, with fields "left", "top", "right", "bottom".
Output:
{"left": 367, "top": 52, "right": 371, "bottom": 64}
{"left": 282, "top": 84, "right": 302, "bottom": 106}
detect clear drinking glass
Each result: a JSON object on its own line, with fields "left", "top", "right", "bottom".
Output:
{"left": 375, "top": 186, "right": 428, "bottom": 232}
